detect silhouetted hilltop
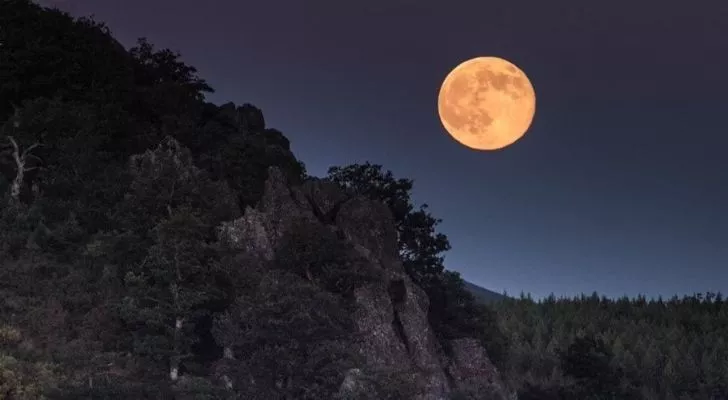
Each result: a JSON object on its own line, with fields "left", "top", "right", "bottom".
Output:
{"left": 463, "top": 281, "right": 508, "bottom": 304}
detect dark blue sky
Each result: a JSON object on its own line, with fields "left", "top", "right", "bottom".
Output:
{"left": 44, "top": 0, "right": 728, "bottom": 299}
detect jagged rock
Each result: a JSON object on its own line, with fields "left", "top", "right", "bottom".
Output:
{"left": 215, "top": 102, "right": 265, "bottom": 133}
{"left": 217, "top": 207, "right": 274, "bottom": 261}
{"left": 238, "top": 103, "right": 265, "bottom": 132}
{"left": 217, "top": 166, "right": 513, "bottom": 399}
{"left": 218, "top": 167, "right": 316, "bottom": 255}
{"left": 301, "top": 179, "right": 351, "bottom": 220}
{"left": 335, "top": 196, "right": 400, "bottom": 266}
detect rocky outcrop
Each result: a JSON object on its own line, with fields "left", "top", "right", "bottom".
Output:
{"left": 217, "top": 102, "right": 266, "bottom": 133}
{"left": 218, "top": 167, "right": 514, "bottom": 400}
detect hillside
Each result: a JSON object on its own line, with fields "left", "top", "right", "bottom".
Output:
{"left": 463, "top": 281, "right": 508, "bottom": 304}
{"left": 0, "top": 2, "right": 511, "bottom": 399}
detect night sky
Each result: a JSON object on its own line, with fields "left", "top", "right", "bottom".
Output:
{"left": 42, "top": 0, "right": 728, "bottom": 300}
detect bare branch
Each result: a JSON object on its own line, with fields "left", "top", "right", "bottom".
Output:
{"left": 5, "top": 135, "right": 43, "bottom": 201}
{"left": 7, "top": 136, "right": 19, "bottom": 152}
{"left": 24, "top": 142, "right": 41, "bottom": 154}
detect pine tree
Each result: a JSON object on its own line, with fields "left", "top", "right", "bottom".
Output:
{"left": 120, "top": 208, "right": 224, "bottom": 382}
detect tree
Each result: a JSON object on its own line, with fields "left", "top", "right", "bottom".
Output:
{"left": 1, "top": 131, "right": 41, "bottom": 203}
{"left": 326, "top": 162, "right": 449, "bottom": 286}
{"left": 212, "top": 269, "right": 359, "bottom": 399}
{"left": 126, "top": 37, "right": 213, "bottom": 149}
{"left": 112, "top": 138, "right": 237, "bottom": 385}
{"left": 115, "top": 136, "right": 237, "bottom": 245}
{"left": 556, "top": 335, "right": 623, "bottom": 399}
{"left": 0, "top": 98, "right": 133, "bottom": 238}
{"left": 120, "top": 209, "right": 224, "bottom": 382}
{"left": 0, "top": 0, "right": 135, "bottom": 121}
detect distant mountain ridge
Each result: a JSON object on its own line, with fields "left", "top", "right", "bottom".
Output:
{"left": 463, "top": 280, "right": 509, "bottom": 304}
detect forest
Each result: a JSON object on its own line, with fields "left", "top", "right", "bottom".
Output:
{"left": 0, "top": 1, "right": 726, "bottom": 399}
{"left": 494, "top": 293, "right": 728, "bottom": 399}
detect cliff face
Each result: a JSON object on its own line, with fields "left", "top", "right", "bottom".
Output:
{"left": 218, "top": 167, "right": 514, "bottom": 399}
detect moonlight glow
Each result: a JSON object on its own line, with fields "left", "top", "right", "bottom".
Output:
{"left": 437, "top": 57, "right": 536, "bottom": 151}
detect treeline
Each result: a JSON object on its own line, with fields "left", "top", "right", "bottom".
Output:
{"left": 492, "top": 292, "right": 728, "bottom": 399}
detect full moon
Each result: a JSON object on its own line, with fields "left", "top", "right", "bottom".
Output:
{"left": 437, "top": 57, "right": 536, "bottom": 151}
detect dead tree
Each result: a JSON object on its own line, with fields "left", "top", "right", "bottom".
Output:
{"left": 5, "top": 136, "right": 41, "bottom": 202}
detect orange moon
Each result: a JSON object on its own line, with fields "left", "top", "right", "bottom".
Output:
{"left": 437, "top": 57, "right": 536, "bottom": 151}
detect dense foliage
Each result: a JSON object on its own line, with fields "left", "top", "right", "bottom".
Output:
{"left": 0, "top": 1, "right": 335, "bottom": 398}
{"left": 494, "top": 293, "right": 728, "bottom": 400}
